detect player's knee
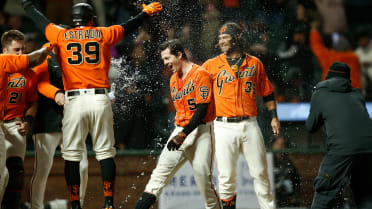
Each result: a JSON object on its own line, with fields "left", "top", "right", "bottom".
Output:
{"left": 62, "top": 150, "right": 83, "bottom": 162}
{"left": 95, "top": 148, "right": 116, "bottom": 161}
{"left": 191, "top": 162, "right": 209, "bottom": 176}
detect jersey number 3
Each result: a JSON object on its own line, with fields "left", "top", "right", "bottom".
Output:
{"left": 66, "top": 42, "right": 100, "bottom": 65}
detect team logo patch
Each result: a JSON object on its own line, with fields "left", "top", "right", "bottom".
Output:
{"left": 200, "top": 86, "right": 209, "bottom": 99}
{"left": 219, "top": 26, "right": 227, "bottom": 34}
{"left": 8, "top": 75, "right": 26, "bottom": 88}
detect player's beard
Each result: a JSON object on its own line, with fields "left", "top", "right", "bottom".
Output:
{"left": 220, "top": 39, "right": 240, "bottom": 56}
{"left": 223, "top": 44, "right": 240, "bottom": 56}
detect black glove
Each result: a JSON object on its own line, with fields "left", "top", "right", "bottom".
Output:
{"left": 21, "top": 0, "right": 33, "bottom": 8}
{"left": 167, "top": 131, "right": 186, "bottom": 151}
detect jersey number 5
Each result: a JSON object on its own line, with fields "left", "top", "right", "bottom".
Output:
{"left": 187, "top": 99, "right": 196, "bottom": 111}
{"left": 66, "top": 42, "right": 100, "bottom": 65}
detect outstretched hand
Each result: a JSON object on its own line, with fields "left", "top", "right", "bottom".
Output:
{"left": 21, "top": 0, "right": 33, "bottom": 8}
{"left": 167, "top": 131, "right": 186, "bottom": 151}
{"left": 142, "top": 2, "right": 162, "bottom": 16}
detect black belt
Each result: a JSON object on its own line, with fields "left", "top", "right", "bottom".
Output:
{"left": 216, "top": 116, "right": 250, "bottom": 123}
{"left": 67, "top": 89, "right": 106, "bottom": 97}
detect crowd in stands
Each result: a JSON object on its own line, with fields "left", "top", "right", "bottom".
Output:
{"left": 1, "top": 0, "right": 372, "bottom": 151}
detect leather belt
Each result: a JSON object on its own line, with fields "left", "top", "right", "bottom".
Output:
{"left": 216, "top": 116, "right": 250, "bottom": 123}
{"left": 67, "top": 89, "right": 106, "bottom": 97}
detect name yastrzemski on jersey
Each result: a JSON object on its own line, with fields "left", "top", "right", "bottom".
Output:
{"left": 216, "top": 65, "right": 257, "bottom": 95}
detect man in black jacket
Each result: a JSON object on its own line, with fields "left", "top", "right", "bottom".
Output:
{"left": 306, "top": 62, "right": 372, "bottom": 209}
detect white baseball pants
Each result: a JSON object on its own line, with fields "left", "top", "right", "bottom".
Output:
{"left": 214, "top": 117, "right": 275, "bottom": 209}
{"left": 3, "top": 118, "right": 26, "bottom": 160}
{"left": 30, "top": 132, "right": 88, "bottom": 209}
{"left": 62, "top": 90, "right": 116, "bottom": 161}
{"left": 0, "top": 124, "right": 8, "bottom": 205}
{"left": 1, "top": 118, "right": 25, "bottom": 204}
{"left": 145, "top": 122, "right": 221, "bottom": 209}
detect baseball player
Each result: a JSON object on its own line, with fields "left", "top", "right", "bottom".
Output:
{"left": 0, "top": 40, "right": 52, "bottom": 205}
{"left": 22, "top": 1, "right": 162, "bottom": 208}
{"left": 202, "top": 22, "right": 280, "bottom": 209}
{"left": 134, "top": 39, "right": 221, "bottom": 209}
{"left": 0, "top": 30, "right": 39, "bottom": 209}
{"left": 30, "top": 42, "right": 89, "bottom": 209}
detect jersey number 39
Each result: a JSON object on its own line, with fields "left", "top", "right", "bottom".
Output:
{"left": 66, "top": 42, "right": 100, "bottom": 65}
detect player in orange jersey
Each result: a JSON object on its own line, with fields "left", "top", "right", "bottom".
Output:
{"left": 134, "top": 39, "right": 221, "bottom": 209}
{"left": 22, "top": 1, "right": 162, "bottom": 208}
{"left": 30, "top": 42, "right": 89, "bottom": 209}
{"left": 1, "top": 30, "right": 41, "bottom": 209}
{"left": 0, "top": 32, "right": 52, "bottom": 207}
{"left": 202, "top": 22, "right": 280, "bottom": 209}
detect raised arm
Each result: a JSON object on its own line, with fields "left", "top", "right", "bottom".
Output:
{"left": 120, "top": 2, "right": 162, "bottom": 35}
{"left": 28, "top": 45, "right": 54, "bottom": 68}
{"left": 22, "top": 0, "right": 51, "bottom": 33}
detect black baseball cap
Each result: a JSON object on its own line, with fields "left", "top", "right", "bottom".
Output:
{"left": 325, "top": 62, "right": 350, "bottom": 79}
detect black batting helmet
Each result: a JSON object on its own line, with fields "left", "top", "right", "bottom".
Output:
{"left": 71, "top": 3, "right": 96, "bottom": 26}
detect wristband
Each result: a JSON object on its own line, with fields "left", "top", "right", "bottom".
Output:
{"left": 269, "top": 109, "right": 278, "bottom": 119}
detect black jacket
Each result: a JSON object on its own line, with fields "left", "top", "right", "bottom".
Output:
{"left": 33, "top": 53, "right": 64, "bottom": 134}
{"left": 306, "top": 77, "right": 372, "bottom": 155}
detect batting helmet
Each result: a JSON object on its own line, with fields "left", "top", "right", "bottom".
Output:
{"left": 219, "top": 22, "right": 244, "bottom": 51}
{"left": 71, "top": 3, "right": 97, "bottom": 26}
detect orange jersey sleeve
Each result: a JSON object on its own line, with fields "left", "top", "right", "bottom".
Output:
{"left": 33, "top": 56, "right": 61, "bottom": 99}
{"left": 45, "top": 23, "right": 124, "bottom": 90}
{"left": 0, "top": 54, "right": 29, "bottom": 73}
{"left": 4, "top": 70, "right": 38, "bottom": 120}
{"left": 202, "top": 53, "right": 273, "bottom": 117}
{"left": 170, "top": 64, "right": 215, "bottom": 127}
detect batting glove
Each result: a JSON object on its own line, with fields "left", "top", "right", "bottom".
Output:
{"left": 21, "top": 0, "right": 33, "bottom": 8}
{"left": 142, "top": 2, "right": 162, "bottom": 16}
{"left": 167, "top": 131, "right": 186, "bottom": 151}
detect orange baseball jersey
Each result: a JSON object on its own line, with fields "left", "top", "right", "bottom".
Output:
{"left": 4, "top": 70, "right": 39, "bottom": 120}
{"left": 0, "top": 54, "right": 29, "bottom": 120}
{"left": 202, "top": 53, "right": 273, "bottom": 117}
{"left": 44, "top": 23, "right": 124, "bottom": 90}
{"left": 170, "top": 64, "right": 215, "bottom": 127}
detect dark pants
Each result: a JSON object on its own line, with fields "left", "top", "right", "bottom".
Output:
{"left": 311, "top": 154, "right": 372, "bottom": 209}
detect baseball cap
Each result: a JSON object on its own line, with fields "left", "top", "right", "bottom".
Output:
{"left": 325, "top": 62, "right": 350, "bottom": 79}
